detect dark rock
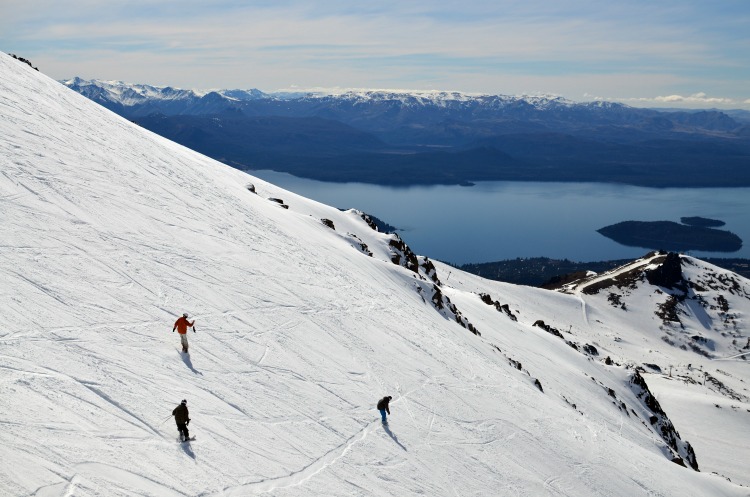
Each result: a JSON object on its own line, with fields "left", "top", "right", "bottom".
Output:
{"left": 321, "top": 218, "right": 335, "bottom": 230}
{"left": 646, "top": 252, "right": 684, "bottom": 289}
{"left": 8, "top": 54, "right": 39, "bottom": 71}
{"left": 715, "top": 295, "right": 729, "bottom": 312}
{"left": 532, "top": 320, "right": 564, "bottom": 339}
{"left": 630, "top": 371, "right": 699, "bottom": 471}
{"left": 420, "top": 258, "right": 440, "bottom": 284}
{"left": 583, "top": 344, "right": 598, "bottom": 356}
{"left": 479, "top": 293, "right": 517, "bottom": 321}
{"left": 268, "top": 197, "right": 289, "bottom": 208}
{"left": 389, "top": 235, "right": 419, "bottom": 274}
{"left": 357, "top": 212, "right": 397, "bottom": 233}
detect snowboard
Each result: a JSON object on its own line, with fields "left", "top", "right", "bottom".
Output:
{"left": 179, "top": 436, "right": 196, "bottom": 443}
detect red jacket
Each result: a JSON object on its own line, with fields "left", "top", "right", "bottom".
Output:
{"left": 173, "top": 316, "right": 194, "bottom": 334}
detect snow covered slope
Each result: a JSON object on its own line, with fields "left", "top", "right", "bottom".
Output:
{"left": 2, "top": 53, "right": 749, "bottom": 496}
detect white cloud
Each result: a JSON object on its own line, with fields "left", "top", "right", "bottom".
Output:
{"left": 652, "top": 92, "right": 733, "bottom": 104}
{"left": 589, "top": 92, "right": 744, "bottom": 109}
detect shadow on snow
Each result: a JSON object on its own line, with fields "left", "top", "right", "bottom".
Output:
{"left": 383, "top": 423, "right": 407, "bottom": 451}
{"left": 179, "top": 351, "right": 203, "bottom": 375}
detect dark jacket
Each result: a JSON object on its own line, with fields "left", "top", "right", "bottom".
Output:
{"left": 172, "top": 404, "right": 190, "bottom": 424}
{"left": 377, "top": 396, "right": 391, "bottom": 414}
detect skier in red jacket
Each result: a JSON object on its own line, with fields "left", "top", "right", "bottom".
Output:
{"left": 173, "top": 313, "right": 195, "bottom": 353}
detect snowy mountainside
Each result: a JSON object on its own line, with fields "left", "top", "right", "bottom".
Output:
{"left": 435, "top": 252, "right": 750, "bottom": 486}
{"left": 2, "top": 53, "right": 749, "bottom": 496}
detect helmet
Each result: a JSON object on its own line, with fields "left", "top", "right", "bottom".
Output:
{"left": 181, "top": 399, "right": 187, "bottom": 405}
{"left": 183, "top": 313, "right": 189, "bottom": 318}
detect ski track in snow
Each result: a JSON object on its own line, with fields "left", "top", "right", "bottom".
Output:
{"left": 578, "top": 293, "right": 589, "bottom": 326}
{"left": 72, "top": 462, "right": 188, "bottom": 497}
{"left": 211, "top": 422, "right": 375, "bottom": 496}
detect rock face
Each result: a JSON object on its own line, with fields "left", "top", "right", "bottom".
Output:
{"left": 479, "top": 293, "right": 518, "bottom": 321}
{"left": 532, "top": 319, "right": 564, "bottom": 339}
{"left": 387, "top": 233, "right": 479, "bottom": 336}
{"left": 630, "top": 371, "right": 699, "bottom": 471}
{"left": 646, "top": 252, "right": 684, "bottom": 290}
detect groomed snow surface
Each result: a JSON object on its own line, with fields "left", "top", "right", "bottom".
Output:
{"left": 2, "top": 53, "right": 749, "bottom": 496}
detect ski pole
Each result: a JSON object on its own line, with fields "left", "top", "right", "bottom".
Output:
{"left": 159, "top": 414, "right": 172, "bottom": 426}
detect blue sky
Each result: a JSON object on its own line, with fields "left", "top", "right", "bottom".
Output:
{"left": 2, "top": 0, "right": 749, "bottom": 108}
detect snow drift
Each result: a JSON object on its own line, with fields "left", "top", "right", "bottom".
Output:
{"left": 2, "top": 53, "right": 750, "bottom": 496}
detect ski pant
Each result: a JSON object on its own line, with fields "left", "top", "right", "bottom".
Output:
{"left": 180, "top": 333, "right": 188, "bottom": 351}
{"left": 379, "top": 409, "right": 387, "bottom": 423}
{"left": 177, "top": 422, "right": 189, "bottom": 440}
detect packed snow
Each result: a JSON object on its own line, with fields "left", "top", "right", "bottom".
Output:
{"left": 3, "top": 53, "right": 750, "bottom": 496}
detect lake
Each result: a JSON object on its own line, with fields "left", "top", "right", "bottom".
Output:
{"left": 251, "top": 171, "right": 750, "bottom": 265}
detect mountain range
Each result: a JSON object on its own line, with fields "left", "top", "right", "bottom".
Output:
{"left": 3, "top": 52, "right": 750, "bottom": 496}
{"left": 62, "top": 78, "right": 750, "bottom": 187}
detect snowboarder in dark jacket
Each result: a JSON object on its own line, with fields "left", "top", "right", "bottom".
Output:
{"left": 172, "top": 399, "right": 191, "bottom": 441}
{"left": 377, "top": 396, "right": 392, "bottom": 424}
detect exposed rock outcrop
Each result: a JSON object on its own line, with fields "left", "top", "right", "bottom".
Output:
{"left": 630, "top": 371, "right": 699, "bottom": 470}
{"left": 479, "top": 293, "right": 517, "bottom": 321}
{"left": 646, "top": 252, "right": 685, "bottom": 290}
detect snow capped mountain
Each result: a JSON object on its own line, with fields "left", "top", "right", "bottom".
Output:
{"left": 63, "top": 77, "right": 268, "bottom": 104}
{"left": 60, "top": 77, "right": 604, "bottom": 114}
{"left": 61, "top": 77, "right": 268, "bottom": 116}
{"left": 62, "top": 77, "right": 204, "bottom": 104}
{"left": 285, "top": 88, "right": 577, "bottom": 110}
{"left": 4, "top": 53, "right": 750, "bottom": 496}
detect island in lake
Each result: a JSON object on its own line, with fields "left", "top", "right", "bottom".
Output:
{"left": 680, "top": 216, "right": 726, "bottom": 228}
{"left": 597, "top": 220, "right": 742, "bottom": 252}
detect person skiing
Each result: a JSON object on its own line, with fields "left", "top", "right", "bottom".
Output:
{"left": 173, "top": 313, "right": 195, "bottom": 353}
{"left": 377, "top": 396, "right": 392, "bottom": 424}
{"left": 172, "top": 399, "right": 191, "bottom": 441}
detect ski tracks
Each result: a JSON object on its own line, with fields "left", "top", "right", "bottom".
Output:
{"left": 578, "top": 292, "right": 589, "bottom": 326}
{"left": 79, "top": 382, "right": 164, "bottom": 438}
{"left": 72, "top": 462, "right": 188, "bottom": 497}
{"left": 211, "top": 421, "right": 375, "bottom": 496}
